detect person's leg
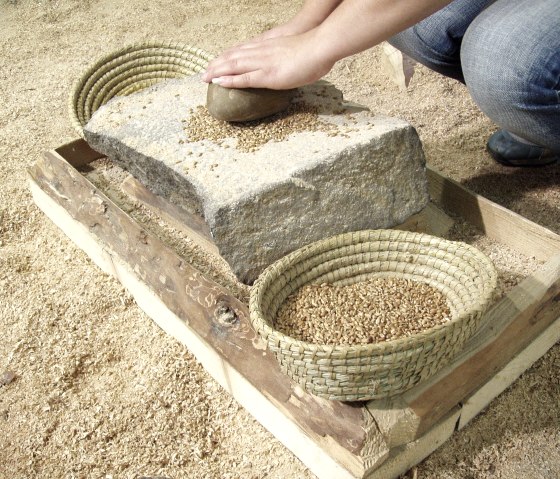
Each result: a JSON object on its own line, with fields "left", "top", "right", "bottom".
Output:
{"left": 388, "top": 0, "right": 494, "bottom": 83}
{"left": 461, "top": 0, "right": 560, "bottom": 164}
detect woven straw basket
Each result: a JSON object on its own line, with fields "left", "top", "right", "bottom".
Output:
{"left": 69, "top": 41, "right": 213, "bottom": 137}
{"left": 249, "top": 229, "right": 498, "bottom": 401}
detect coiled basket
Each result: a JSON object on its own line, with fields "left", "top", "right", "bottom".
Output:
{"left": 69, "top": 41, "right": 212, "bottom": 137}
{"left": 249, "top": 229, "right": 498, "bottom": 401}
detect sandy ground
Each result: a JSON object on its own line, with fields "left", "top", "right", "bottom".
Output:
{"left": 1, "top": 1, "right": 559, "bottom": 478}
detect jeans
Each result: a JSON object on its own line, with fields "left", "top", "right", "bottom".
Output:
{"left": 389, "top": 0, "right": 560, "bottom": 152}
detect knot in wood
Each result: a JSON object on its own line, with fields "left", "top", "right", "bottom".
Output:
{"left": 215, "top": 304, "right": 238, "bottom": 326}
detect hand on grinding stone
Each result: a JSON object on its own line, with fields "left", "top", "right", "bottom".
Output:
{"left": 202, "top": 0, "right": 453, "bottom": 90}
{"left": 202, "top": 31, "right": 334, "bottom": 90}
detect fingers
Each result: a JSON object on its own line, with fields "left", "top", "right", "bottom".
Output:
{"left": 201, "top": 35, "right": 313, "bottom": 90}
{"left": 203, "top": 59, "right": 256, "bottom": 84}
{"left": 202, "top": 47, "right": 266, "bottom": 84}
{"left": 211, "top": 71, "right": 268, "bottom": 89}
{"left": 222, "top": 39, "right": 262, "bottom": 55}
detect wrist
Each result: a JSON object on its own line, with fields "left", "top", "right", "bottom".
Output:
{"left": 291, "top": 0, "right": 342, "bottom": 33}
{"left": 305, "top": 26, "right": 342, "bottom": 70}
{"left": 287, "top": 13, "right": 323, "bottom": 35}
{"left": 301, "top": 28, "right": 338, "bottom": 80}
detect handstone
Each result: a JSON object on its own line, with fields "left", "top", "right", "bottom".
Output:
{"left": 84, "top": 76, "right": 429, "bottom": 284}
{"left": 206, "top": 83, "right": 296, "bottom": 122}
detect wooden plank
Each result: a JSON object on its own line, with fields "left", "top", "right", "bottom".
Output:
{"left": 120, "top": 174, "right": 219, "bottom": 256}
{"left": 427, "top": 166, "right": 560, "bottom": 260}
{"left": 367, "top": 256, "right": 560, "bottom": 445}
{"left": 28, "top": 150, "right": 391, "bottom": 479}
{"left": 407, "top": 256, "right": 560, "bottom": 426}
{"left": 30, "top": 180, "right": 364, "bottom": 479}
{"left": 55, "top": 138, "right": 104, "bottom": 167}
{"left": 395, "top": 202, "right": 454, "bottom": 238}
{"left": 366, "top": 407, "right": 460, "bottom": 479}
{"left": 366, "top": 395, "right": 421, "bottom": 450}
{"left": 380, "top": 42, "right": 416, "bottom": 90}
{"left": 29, "top": 139, "right": 560, "bottom": 479}
{"left": 458, "top": 317, "right": 560, "bottom": 429}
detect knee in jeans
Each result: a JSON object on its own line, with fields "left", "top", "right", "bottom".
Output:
{"left": 460, "top": 38, "right": 516, "bottom": 115}
{"left": 390, "top": 22, "right": 459, "bottom": 65}
{"left": 461, "top": 10, "right": 559, "bottom": 117}
{"left": 389, "top": 24, "right": 464, "bottom": 81}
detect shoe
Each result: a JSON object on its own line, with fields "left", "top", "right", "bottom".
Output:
{"left": 486, "top": 130, "right": 558, "bottom": 167}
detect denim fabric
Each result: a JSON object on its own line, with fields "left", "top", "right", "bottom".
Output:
{"left": 389, "top": 0, "right": 560, "bottom": 151}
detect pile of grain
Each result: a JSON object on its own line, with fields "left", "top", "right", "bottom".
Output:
{"left": 183, "top": 103, "right": 338, "bottom": 152}
{"left": 275, "top": 277, "right": 451, "bottom": 345}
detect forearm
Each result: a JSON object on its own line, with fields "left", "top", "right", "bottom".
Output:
{"left": 201, "top": 0, "right": 454, "bottom": 89}
{"left": 251, "top": 0, "right": 344, "bottom": 43}
{"left": 291, "top": 0, "right": 344, "bottom": 30}
{"left": 314, "top": 0, "right": 453, "bottom": 64}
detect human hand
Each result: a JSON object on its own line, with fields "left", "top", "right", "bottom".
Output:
{"left": 201, "top": 31, "right": 335, "bottom": 90}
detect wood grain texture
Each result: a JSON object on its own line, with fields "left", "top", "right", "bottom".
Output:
{"left": 368, "top": 255, "right": 560, "bottom": 445}
{"left": 427, "top": 166, "right": 560, "bottom": 260}
{"left": 380, "top": 42, "right": 416, "bottom": 90}
{"left": 120, "top": 174, "right": 219, "bottom": 256}
{"left": 28, "top": 149, "right": 391, "bottom": 478}
{"left": 406, "top": 255, "right": 560, "bottom": 428}
{"left": 458, "top": 316, "right": 560, "bottom": 429}
{"left": 30, "top": 180, "right": 365, "bottom": 479}
{"left": 366, "top": 407, "right": 460, "bottom": 479}
{"left": 28, "top": 140, "right": 560, "bottom": 479}
{"left": 394, "top": 202, "right": 454, "bottom": 238}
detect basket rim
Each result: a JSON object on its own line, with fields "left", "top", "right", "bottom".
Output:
{"left": 249, "top": 228, "right": 498, "bottom": 354}
{"left": 68, "top": 40, "right": 213, "bottom": 137}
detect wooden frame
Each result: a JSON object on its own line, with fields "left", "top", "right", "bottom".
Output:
{"left": 28, "top": 139, "right": 560, "bottom": 479}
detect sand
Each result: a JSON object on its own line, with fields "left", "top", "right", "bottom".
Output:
{"left": 1, "top": 1, "right": 558, "bottom": 478}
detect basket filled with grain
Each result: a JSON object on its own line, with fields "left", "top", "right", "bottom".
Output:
{"left": 249, "top": 229, "right": 498, "bottom": 401}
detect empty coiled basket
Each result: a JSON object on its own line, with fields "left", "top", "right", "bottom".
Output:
{"left": 69, "top": 41, "right": 212, "bottom": 137}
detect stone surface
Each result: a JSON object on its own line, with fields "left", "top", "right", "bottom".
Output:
{"left": 84, "top": 75, "right": 429, "bottom": 284}
{"left": 0, "top": 371, "right": 16, "bottom": 386}
{"left": 206, "top": 83, "right": 296, "bottom": 122}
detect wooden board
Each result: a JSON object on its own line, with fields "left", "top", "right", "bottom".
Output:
{"left": 28, "top": 139, "right": 560, "bottom": 479}
{"left": 367, "top": 255, "right": 560, "bottom": 447}
{"left": 120, "top": 174, "right": 219, "bottom": 256}
{"left": 29, "top": 181, "right": 365, "bottom": 479}
{"left": 29, "top": 147, "right": 391, "bottom": 479}
{"left": 427, "top": 166, "right": 560, "bottom": 261}
{"left": 458, "top": 317, "right": 560, "bottom": 429}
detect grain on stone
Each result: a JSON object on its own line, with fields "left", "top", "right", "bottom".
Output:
{"left": 184, "top": 102, "right": 339, "bottom": 152}
{"left": 4, "top": 2, "right": 558, "bottom": 477}
{"left": 275, "top": 277, "right": 451, "bottom": 345}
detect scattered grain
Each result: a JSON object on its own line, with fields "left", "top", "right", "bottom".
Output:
{"left": 275, "top": 277, "right": 451, "bottom": 345}
{"left": 184, "top": 103, "right": 339, "bottom": 152}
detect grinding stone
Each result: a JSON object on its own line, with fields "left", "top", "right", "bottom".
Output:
{"left": 84, "top": 77, "right": 429, "bottom": 284}
{"left": 206, "top": 83, "right": 296, "bottom": 122}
